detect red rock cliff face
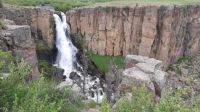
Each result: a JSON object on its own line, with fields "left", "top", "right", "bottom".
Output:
{"left": 66, "top": 5, "right": 200, "bottom": 67}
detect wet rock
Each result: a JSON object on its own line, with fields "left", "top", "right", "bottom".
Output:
{"left": 52, "top": 67, "right": 65, "bottom": 80}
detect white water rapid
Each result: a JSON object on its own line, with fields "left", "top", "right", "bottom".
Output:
{"left": 53, "top": 12, "right": 104, "bottom": 103}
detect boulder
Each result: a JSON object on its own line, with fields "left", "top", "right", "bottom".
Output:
{"left": 120, "top": 55, "right": 167, "bottom": 98}
{"left": 136, "top": 63, "right": 155, "bottom": 74}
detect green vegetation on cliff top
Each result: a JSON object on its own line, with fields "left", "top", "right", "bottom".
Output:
{"left": 2, "top": 0, "right": 110, "bottom": 11}
{"left": 2, "top": 0, "right": 200, "bottom": 11}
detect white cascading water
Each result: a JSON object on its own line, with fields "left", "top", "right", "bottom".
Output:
{"left": 53, "top": 12, "right": 104, "bottom": 103}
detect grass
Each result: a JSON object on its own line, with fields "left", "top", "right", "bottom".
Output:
{"left": 2, "top": 0, "right": 200, "bottom": 11}
{"left": 87, "top": 52, "right": 124, "bottom": 72}
{"left": 2, "top": 0, "right": 112, "bottom": 11}
{"left": 94, "top": 0, "right": 200, "bottom": 6}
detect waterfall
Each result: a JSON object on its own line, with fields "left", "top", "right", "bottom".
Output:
{"left": 53, "top": 12, "right": 78, "bottom": 80}
{"left": 53, "top": 12, "right": 104, "bottom": 103}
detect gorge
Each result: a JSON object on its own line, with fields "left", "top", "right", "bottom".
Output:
{"left": 0, "top": 3, "right": 200, "bottom": 107}
{"left": 1, "top": 5, "right": 200, "bottom": 69}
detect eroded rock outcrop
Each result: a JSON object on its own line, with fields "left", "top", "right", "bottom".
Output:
{"left": 0, "top": 6, "right": 54, "bottom": 49}
{"left": 66, "top": 5, "right": 200, "bottom": 68}
{"left": 119, "top": 55, "right": 167, "bottom": 98}
{"left": 0, "top": 19, "right": 39, "bottom": 79}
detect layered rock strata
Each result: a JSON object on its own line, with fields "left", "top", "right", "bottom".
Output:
{"left": 66, "top": 5, "right": 200, "bottom": 68}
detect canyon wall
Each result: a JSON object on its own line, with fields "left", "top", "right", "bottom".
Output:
{"left": 1, "top": 5, "right": 200, "bottom": 68}
{"left": 66, "top": 5, "right": 200, "bottom": 67}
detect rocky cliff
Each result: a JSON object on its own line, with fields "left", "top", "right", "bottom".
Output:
{"left": 0, "top": 6, "right": 54, "bottom": 49}
{"left": 1, "top": 5, "right": 200, "bottom": 69}
{"left": 0, "top": 19, "right": 39, "bottom": 79}
{"left": 66, "top": 5, "right": 200, "bottom": 68}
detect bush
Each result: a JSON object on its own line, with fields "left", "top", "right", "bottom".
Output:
{"left": 0, "top": 19, "right": 5, "bottom": 29}
{"left": 0, "top": 0, "right": 3, "bottom": 8}
{"left": 38, "top": 59, "right": 54, "bottom": 79}
{"left": 100, "top": 98, "right": 111, "bottom": 112}
{"left": 101, "top": 85, "right": 200, "bottom": 112}
{"left": 0, "top": 50, "right": 84, "bottom": 112}
{"left": 113, "top": 98, "right": 132, "bottom": 112}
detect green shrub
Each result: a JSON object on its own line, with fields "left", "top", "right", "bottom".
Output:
{"left": 113, "top": 98, "right": 132, "bottom": 112}
{"left": 104, "top": 84, "right": 200, "bottom": 112}
{"left": 0, "top": 0, "right": 3, "bottom": 8}
{"left": 176, "top": 56, "right": 193, "bottom": 66}
{"left": 131, "top": 86, "right": 155, "bottom": 112}
{"left": 113, "top": 85, "right": 155, "bottom": 112}
{"left": 86, "top": 100, "right": 98, "bottom": 109}
{"left": 0, "top": 19, "right": 5, "bottom": 29}
{"left": 100, "top": 98, "right": 111, "bottom": 112}
{"left": 0, "top": 50, "right": 14, "bottom": 72}
{"left": 0, "top": 50, "right": 84, "bottom": 112}
{"left": 38, "top": 59, "right": 53, "bottom": 79}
